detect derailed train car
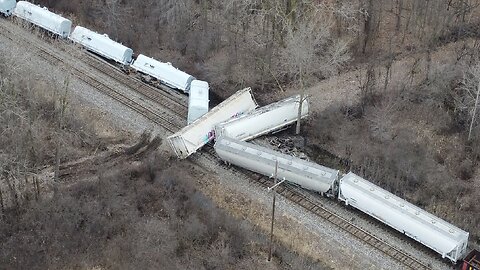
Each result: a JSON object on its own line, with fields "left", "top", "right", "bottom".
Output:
{"left": 131, "top": 54, "right": 195, "bottom": 93}
{"left": 168, "top": 88, "right": 258, "bottom": 159}
{"left": 213, "top": 136, "right": 471, "bottom": 263}
{"left": 187, "top": 80, "right": 209, "bottom": 124}
{"left": 2, "top": 1, "right": 474, "bottom": 264}
{"left": 69, "top": 26, "right": 133, "bottom": 65}
{"left": 338, "top": 172, "right": 469, "bottom": 262}
{"left": 13, "top": 1, "right": 72, "bottom": 38}
{"left": 214, "top": 136, "right": 339, "bottom": 194}
{"left": 0, "top": 0, "right": 16, "bottom": 16}
{"left": 215, "top": 95, "right": 309, "bottom": 141}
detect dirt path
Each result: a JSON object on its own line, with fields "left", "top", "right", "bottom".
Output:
{"left": 261, "top": 41, "right": 463, "bottom": 116}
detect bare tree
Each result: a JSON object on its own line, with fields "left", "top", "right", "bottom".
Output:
{"left": 456, "top": 63, "right": 480, "bottom": 140}
{"left": 279, "top": 13, "right": 351, "bottom": 134}
{"left": 53, "top": 75, "right": 70, "bottom": 192}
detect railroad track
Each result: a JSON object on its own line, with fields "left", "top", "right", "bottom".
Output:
{"left": 34, "top": 48, "right": 181, "bottom": 132}
{"left": 0, "top": 19, "right": 432, "bottom": 269}
{"left": 193, "top": 146, "right": 432, "bottom": 270}
{"left": 0, "top": 20, "right": 182, "bottom": 133}
{"left": 82, "top": 52, "right": 188, "bottom": 116}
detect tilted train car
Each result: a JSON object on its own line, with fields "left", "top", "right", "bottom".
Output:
{"left": 131, "top": 54, "right": 195, "bottom": 93}
{"left": 215, "top": 95, "right": 309, "bottom": 141}
{"left": 0, "top": 0, "right": 16, "bottom": 16}
{"left": 338, "top": 172, "right": 469, "bottom": 262}
{"left": 69, "top": 26, "right": 133, "bottom": 65}
{"left": 168, "top": 87, "right": 258, "bottom": 159}
{"left": 214, "top": 136, "right": 339, "bottom": 194}
{"left": 187, "top": 80, "right": 209, "bottom": 124}
{"left": 13, "top": 1, "right": 72, "bottom": 38}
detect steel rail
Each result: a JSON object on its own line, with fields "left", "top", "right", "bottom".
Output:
{"left": 0, "top": 19, "right": 432, "bottom": 269}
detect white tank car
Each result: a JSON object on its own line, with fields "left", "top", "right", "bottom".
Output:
{"left": 13, "top": 1, "right": 72, "bottom": 38}
{"left": 168, "top": 87, "right": 258, "bottom": 159}
{"left": 187, "top": 80, "right": 209, "bottom": 124}
{"left": 131, "top": 54, "right": 195, "bottom": 93}
{"left": 338, "top": 172, "right": 469, "bottom": 262}
{"left": 70, "top": 26, "right": 133, "bottom": 65}
{"left": 214, "top": 136, "right": 339, "bottom": 194}
{"left": 215, "top": 95, "right": 309, "bottom": 141}
{"left": 0, "top": 0, "right": 16, "bottom": 16}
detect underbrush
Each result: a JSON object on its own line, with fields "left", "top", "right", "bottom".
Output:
{"left": 0, "top": 155, "right": 330, "bottom": 269}
{"left": 306, "top": 68, "right": 480, "bottom": 247}
{"left": 0, "top": 58, "right": 110, "bottom": 210}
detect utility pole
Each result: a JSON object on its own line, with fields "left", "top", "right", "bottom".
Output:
{"left": 267, "top": 161, "right": 286, "bottom": 262}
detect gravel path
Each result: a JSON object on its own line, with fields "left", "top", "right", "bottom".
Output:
{"left": 0, "top": 19, "right": 186, "bottom": 138}
{"left": 187, "top": 150, "right": 403, "bottom": 269}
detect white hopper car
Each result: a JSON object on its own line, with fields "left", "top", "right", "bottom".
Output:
{"left": 2, "top": 2, "right": 474, "bottom": 263}
{"left": 0, "top": 0, "right": 16, "bottom": 16}
{"left": 69, "top": 26, "right": 133, "bottom": 65}
{"left": 213, "top": 136, "right": 470, "bottom": 263}
{"left": 131, "top": 54, "right": 195, "bottom": 93}
{"left": 338, "top": 172, "right": 469, "bottom": 262}
{"left": 168, "top": 87, "right": 258, "bottom": 159}
{"left": 13, "top": 1, "right": 72, "bottom": 38}
{"left": 187, "top": 80, "right": 209, "bottom": 124}
{"left": 4, "top": 3, "right": 200, "bottom": 97}
{"left": 215, "top": 95, "right": 309, "bottom": 141}
{"left": 214, "top": 136, "right": 339, "bottom": 194}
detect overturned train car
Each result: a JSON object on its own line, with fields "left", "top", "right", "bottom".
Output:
{"left": 168, "top": 87, "right": 258, "bottom": 159}
{"left": 215, "top": 95, "right": 309, "bottom": 142}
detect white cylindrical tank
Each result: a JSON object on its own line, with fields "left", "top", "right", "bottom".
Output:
{"left": 70, "top": 26, "right": 133, "bottom": 65}
{"left": 13, "top": 1, "right": 72, "bottom": 38}
{"left": 0, "top": 0, "right": 16, "bottom": 16}
{"left": 187, "top": 80, "right": 209, "bottom": 124}
{"left": 131, "top": 54, "right": 195, "bottom": 93}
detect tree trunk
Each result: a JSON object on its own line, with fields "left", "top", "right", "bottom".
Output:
{"left": 362, "top": 0, "right": 374, "bottom": 54}
{"left": 296, "top": 67, "right": 304, "bottom": 135}
{"left": 395, "top": 0, "right": 403, "bottom": 32}
{"left": 0, "top": 187, "right": 3, "bottom": 213}
{"left": 468, "top": 80, "right": 480, "bottom": 141}
{"left": 54, "top": 76, "right": 70, "bottom": 192}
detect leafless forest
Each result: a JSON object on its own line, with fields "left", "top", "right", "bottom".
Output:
{"left": 2, "top": 0, "right": 480, "bottom": 268}
{"left": 38, "top": 0, "right": 480, "bottom": 244}
{"left": 0, "top": 58, "right": 328, "bottom": 268}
